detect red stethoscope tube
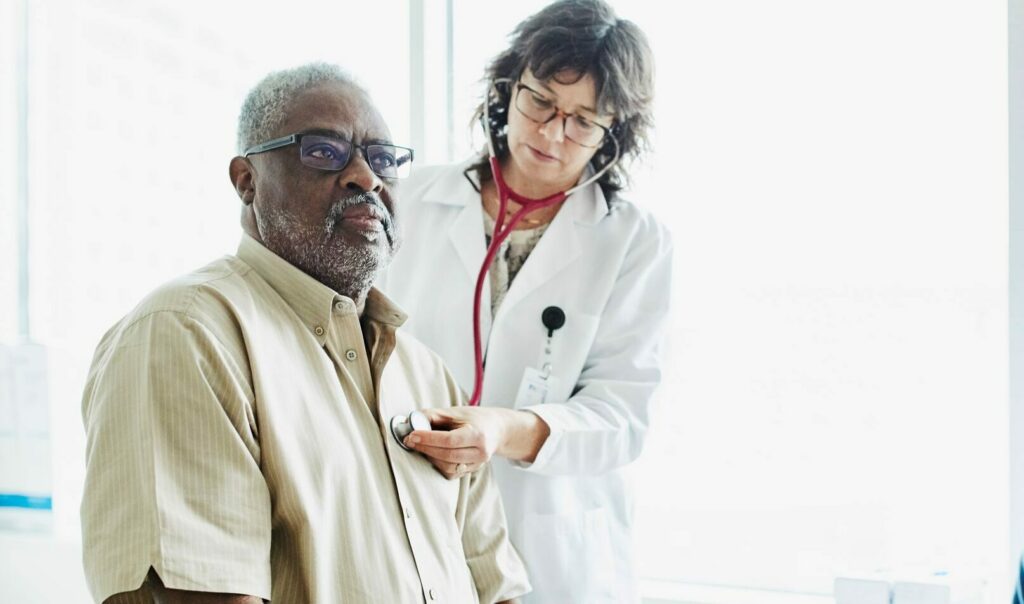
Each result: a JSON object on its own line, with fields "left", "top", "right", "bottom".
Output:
{"left": 467, "top": 157, "right": 567, "bottom": 406}
{"left": 467, "top": 79, "right": 620, "bottom": 407}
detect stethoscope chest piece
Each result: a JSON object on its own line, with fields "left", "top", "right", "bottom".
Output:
{"left": 390, "top": 410, "right": 431, "bottom": 451}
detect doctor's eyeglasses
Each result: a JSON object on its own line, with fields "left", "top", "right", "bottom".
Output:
{"left": 243, "top": 132, "right": 415, "bottom": 179}
{"left": 513, "top": 82, "right": 611, "bottom": 148}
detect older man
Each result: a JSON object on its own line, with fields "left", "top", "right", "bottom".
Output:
{"left": 81, "top": 63, "right": 530, "bottom": 604}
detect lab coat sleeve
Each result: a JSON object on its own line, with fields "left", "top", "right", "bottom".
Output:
{"left": 80, "top": 310, "right": 271, "bottom": 603}
{"left": 517, "top": 217, "right": 673, "bottom": 476}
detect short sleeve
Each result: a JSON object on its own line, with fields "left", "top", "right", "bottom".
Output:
{"left": 81, "top": 310, "right": 271, "bottom": 603}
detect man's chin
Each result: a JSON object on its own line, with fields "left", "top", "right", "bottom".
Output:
{"left": 333, "top": 226, "right": 391, "bottom": 248}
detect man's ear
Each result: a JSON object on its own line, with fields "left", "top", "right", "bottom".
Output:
{"left": 229, "top": 156, "right": 256, "bottom": 205}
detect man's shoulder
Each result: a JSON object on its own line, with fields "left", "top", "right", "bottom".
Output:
{"left": 106, "top": 255, "right": 257, "bottom": 342}
{"left": 86, "top": 256, "right": 258, "bottom": 397}
{"left": 137, "top": 255, "right": 251, "bottom": 314}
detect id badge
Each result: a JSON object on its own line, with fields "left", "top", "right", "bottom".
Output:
{"left": 513, "top": 366, "right": 558, "bottom": 408}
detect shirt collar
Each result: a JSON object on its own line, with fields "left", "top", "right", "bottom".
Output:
{"left": 363, "top": 287, "right": 408, "bottom": 328}
{"left": 236, "top": 234, "right": 407, "bottom": 341}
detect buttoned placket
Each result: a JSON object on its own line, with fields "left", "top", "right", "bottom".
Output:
{"left": 323, "top": 298, "right": 376, "bottom": 418}
{"left": 325, "top": 296, "right": 448, "bottom": 603}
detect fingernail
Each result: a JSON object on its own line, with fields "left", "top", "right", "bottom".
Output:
{"left": 406, "top": 435, "right": 418, "bottom": 445}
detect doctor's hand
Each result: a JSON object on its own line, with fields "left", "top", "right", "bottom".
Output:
{"left": 403, "top": 407, "right": 551, "bottom": 480}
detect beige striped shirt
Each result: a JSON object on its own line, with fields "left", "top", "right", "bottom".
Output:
{"left": 81, "top": 234, "right": 530, "bottom": 603}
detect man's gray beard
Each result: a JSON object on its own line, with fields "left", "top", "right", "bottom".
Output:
{"left": 255, "top": 192, "right": 399, "bottom": 301}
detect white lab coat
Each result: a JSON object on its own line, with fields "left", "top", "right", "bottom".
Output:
{"left": 379, "top": 159, "right": 673, "bottom": 603}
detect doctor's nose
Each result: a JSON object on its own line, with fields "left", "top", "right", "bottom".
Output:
{"left": 539, "top": 115, "right": 567, "bottom": 144}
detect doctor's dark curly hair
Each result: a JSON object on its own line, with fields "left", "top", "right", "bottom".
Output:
{"left": 470, "top": 0, "right": 654, "bottom": 199}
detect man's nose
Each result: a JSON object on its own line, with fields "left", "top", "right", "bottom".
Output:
{"left": 341, "top": 150, "right": 383, "bottom": 193}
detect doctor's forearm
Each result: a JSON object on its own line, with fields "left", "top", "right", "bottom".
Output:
{"left": 497, "top": 410, "right": 551, "bottom": 463}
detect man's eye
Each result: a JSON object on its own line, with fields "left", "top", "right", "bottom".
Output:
{"left": 306, "top": 145, "right": 339, "bottom": 160}
{"left": 372, "top": 153, "right": 397, "bottom": 169}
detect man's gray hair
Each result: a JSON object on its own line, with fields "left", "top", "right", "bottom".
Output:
{"left": 236, "top": 62, "right": 360, "bottom": 155}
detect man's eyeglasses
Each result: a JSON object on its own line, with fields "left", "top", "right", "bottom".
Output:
{"left": 513, "top": 82, "right": 612, "bottom": 148}
{"left": 243, "top": 132, "right": 415, "bottom": 179}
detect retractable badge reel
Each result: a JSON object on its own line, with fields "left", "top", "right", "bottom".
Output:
{"left": 514, "top": 306, "right": 566, "bottom": 408}
{"left": 540, "top": 306, "right": 566, "bottom": 378}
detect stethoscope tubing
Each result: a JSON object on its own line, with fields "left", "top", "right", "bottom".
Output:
{"left": 467, "top": 79, "right": 621, "bottom": 406}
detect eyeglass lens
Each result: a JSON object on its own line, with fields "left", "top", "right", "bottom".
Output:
{"left": 515, "top": 87, "right": 606, "bottom": 147}
{"left": 298, "top": 134, "right": 413, "bottom": 178}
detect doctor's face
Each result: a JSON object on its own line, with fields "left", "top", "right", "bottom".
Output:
{"left": 234, "top": 81, "right": 401, "bottom": 299}
{"left": 505, "top": 69, "right": 614, "bottom": 190}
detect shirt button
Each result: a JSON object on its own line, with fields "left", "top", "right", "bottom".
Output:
{"left": 334, "top": 301, "right": 346, "bottom": 311}
{"left": 314, "top": 326, "right": 325, "bottom": 336}
{"left": 345, "top": 349, "right": 357, "bottom": 361}
{"left": 428, "top": 589, "right": 436, "bottom": 600}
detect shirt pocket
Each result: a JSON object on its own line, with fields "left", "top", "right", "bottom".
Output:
{"left": 519, "top": 507, "right": 617, "bottom": 603}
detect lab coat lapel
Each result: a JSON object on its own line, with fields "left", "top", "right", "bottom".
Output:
{"left": 448, "top": 199, "right": 488, "bottom": 297}
{"left": 437, "top": 168, "right": 493, "bottom": 341}
{"left": 493, "top": 181, "right": 608, "bottom": 323}
{"left": 423, "top": 162, "right": 488, "bottom": 302}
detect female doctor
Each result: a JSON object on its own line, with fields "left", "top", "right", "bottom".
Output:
{"left": 380, "top": 1, "right": 671, "bottom": 601}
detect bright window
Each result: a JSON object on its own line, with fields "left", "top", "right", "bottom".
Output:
{"left": 0, "top": 0, "right": 21, "bottom": 341}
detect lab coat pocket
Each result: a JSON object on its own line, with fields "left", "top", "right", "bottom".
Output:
{"left": 520, "top": 508, "right": 617, "bottom": 603}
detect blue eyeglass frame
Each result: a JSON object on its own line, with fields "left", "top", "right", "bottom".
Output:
{"left": 242, "top": 132, "right": 415, "bottom": 179}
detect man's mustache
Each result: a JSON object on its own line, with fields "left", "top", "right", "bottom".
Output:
{"left": 324, "top": 192, "right": 397, "bottom": 244}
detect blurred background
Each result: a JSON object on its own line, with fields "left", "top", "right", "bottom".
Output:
{"left": 0, "top": 0, "right": 1019, "bottom": 602}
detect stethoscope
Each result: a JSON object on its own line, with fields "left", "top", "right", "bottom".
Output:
{"left": 390, "top": 78, "right": 619, "bottom": 449}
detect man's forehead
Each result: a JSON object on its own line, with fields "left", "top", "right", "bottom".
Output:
{"left": 278, "top": 82, "right": 391, "bottom": 142}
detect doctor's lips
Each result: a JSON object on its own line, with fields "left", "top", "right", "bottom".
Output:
{"left": 527, "top": 144, "right": 559, "bottom": 163}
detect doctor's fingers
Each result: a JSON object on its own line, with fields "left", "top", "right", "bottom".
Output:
{"left": 432, "top": 458, "right": 480, "bottom": 480}
{"left": 414, "top": 442, "right": 487, "bottom": 466}
{"left": 417, "top": 407, "right": 466, "bottom": 430}
{"left": 406, "top": 425, "right": 480, "bottom": 449}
